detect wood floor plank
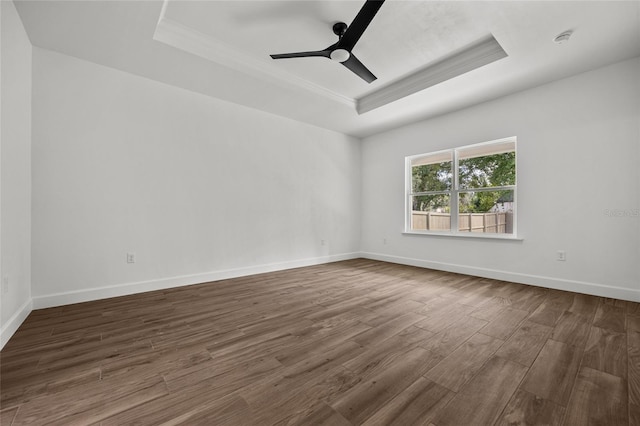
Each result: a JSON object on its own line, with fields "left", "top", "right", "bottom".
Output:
{"left": 305, "top": 295, "right": 374, "bottom": 322}
{"left": 101, "top": 379, "right": 240, "bottom": 425}
{"left": 100, "top": 346, "right": 212, "bottom": 382}
{"left": 291, "top": 402, "right": 352, "bottom": 426}
{"left": 0, "top": 406, "right": 19, "bottom": 426}
{"left": 562, "top": 367, "right": 627, "bottom": 426}
{"left": 551, "top": 311, "right": 591, "bottom": 348}
{"left": 352, "top": 312, "right": 425, "bottom": 347}
{"left": 1, "top": 366, "right": 101, "bottom": 409}
{"left": 1, "top": 259, "right": 633, "bottom": 425}
{"left": 159, "top": 393, "right": 254, "bottom": 426}
{"left": 520, "top": 339, "right": 582, "bottom": 406}
{"left": 528, "top": 300, "right": 567, "bottom": 327}
{"left": 279, "top": 340, "right": 366, "bottom": 385}
{"left": 414, "top": 302, "right": 475, "bottom": 333}
{"left": 433, "top": 355, "right": 528, "bottom": 426}
{"left": 480, "top": 307, "right": 530, "bottom": 340}
{"left": 496, "top": 389, "right": 565, "bottom": 426}
{"left": 567, "top": 293, "right": 599, "bottom": 317}
{"left": 393, "top": 325, "right": 435, "bottom": 347}
{"left": 629, "top": 345, "right": 640, "bottom": 406}
{"left": 627, "top": 314, "right": 640, "bottom": 332}
{"left": 629, "top": 329, "right": 640, "bottom": 349}
{"left": 593, "top": 303, "right": 626, "bottom": 333}
{"left": 12, "top": 374, "right": 168, "bottom": 425}
{"left": 361, "top": 377, "right": 454, "bottom": 426}
{"left": 615, "top": 300, "right": 640, "bottom": 315}
{"left": 454, "top": 283, "right": 497, "bottom": 308}
{"left": 425, "top": 332, "right": 504, "bottom": 391}
{"left": 469, "top": 301, "right": 506, "bottom": 321}
{"left": 34, "top": 336, "right": 153, "bottom": 373}
{"left": 341, "top": 333, "right": 442, "bottom": 380}
{"left": 241, "top": 366, "right": 360, "bottom": 425}
{"left": 1, "top": 334, "right": 99, "bottom": 365}
{"left": 0, "top": 349, "right": 43, "bottom": 375}
{"left": 164, "top": 351, "right": 282, "bottom": 392}
{"left": 359, "top": 299, "right": 426, "bottom": 327}
{"left": 273, "top": 322, "right": 371, "bottom": 367}
{"left": 546, "top": 289, "right": 576, "bottom": 304}
{"left": 418, "top": 315, "right": 488, "bottom": 358}
{"left": 289, "top": 366, "right": 362, "bottom": 411}
{"left": 204, "top": 328, "right": 298, "bottom": 366}
{"left": 507, "top": 287, "right": 548, "bottom": 312}
{"left": 237, "top": 341, "right": 366, "bottom": 424}
{"left": 495, "top": 320, "right": 552, "bottom": 367}
{"left": 331, "top": 347, "right": 436, "bottom": 424}
{"left": 631, "top": 402, "right": 640, "bottom": 426}
{"left": 581, "top": 326, "right": 627, "bottom": 378}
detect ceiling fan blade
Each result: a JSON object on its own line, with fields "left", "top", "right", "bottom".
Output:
{"left": 338, "top": 0, "right": 385, "bottom": 51}
{"left": 342, "top": 54, "right": 377, "bottom": 83}
{"left": 270, "top": 50, "right": 330, "bottom": 59}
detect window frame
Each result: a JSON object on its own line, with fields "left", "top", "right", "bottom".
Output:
{"left": 405, "top": 136, "right": 518, "bottom": 239}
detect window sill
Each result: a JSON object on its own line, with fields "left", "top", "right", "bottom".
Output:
{"left": 402, "top": 231, "right": 523, "bottom": 241}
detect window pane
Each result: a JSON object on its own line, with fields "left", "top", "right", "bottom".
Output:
{"left": 458, "top": 142, "right": 515, "bottom": 189}
{"left": 458, "top": 190, "right": 514, "bottom": 234}
{"left": 411, "top": 195, "right": 451, "bottom": 231}
{"left": 411, "top": 152, "right": 452, "bottom": 193}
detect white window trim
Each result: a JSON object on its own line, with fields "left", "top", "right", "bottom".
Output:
{"left": 405, "top": 136, "right": 518, "bottom": 239}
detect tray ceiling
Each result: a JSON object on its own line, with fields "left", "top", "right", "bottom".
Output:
{"left": 13, "top": 1, "right": 640, "bottom": 137}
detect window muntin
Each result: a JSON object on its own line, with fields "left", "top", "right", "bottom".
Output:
{"left": 407, "top": 138, "right": 516, "bottom": 237}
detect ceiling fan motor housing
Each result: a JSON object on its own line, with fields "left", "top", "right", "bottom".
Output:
{"left": 331, "top": 22, "right": 351, "bottom": 61}
{"left": 330, "top": 49, "right": 351, "bottom": 62}
{"left": 333, "top": 22, "right": 348, "bottom": 38}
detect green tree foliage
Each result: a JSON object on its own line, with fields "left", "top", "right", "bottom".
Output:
{"left": 459, "top": 152, "right": 515, "bottom": 213}
{"left": 412, "top": 162, "right": 451, "bottom": 211}
{"left": 459, "top": 152, "right": 515, "bottom": 188}
{"left": 459, "top": 190, "right": 513, "bottom": 213}
{"left": 412, "top": 152, "right": 515, "bottom": 213}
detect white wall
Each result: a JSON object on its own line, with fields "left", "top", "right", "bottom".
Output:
{"left": 31, "top": 48, "right": 361, "bottom": 307}
{"left": 361, "top": 57, "right": 640, "bottom": 301}
{"left": 1, "top": 0, "right": 33, "bottom": 348}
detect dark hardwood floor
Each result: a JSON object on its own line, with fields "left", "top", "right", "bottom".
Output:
{"left": 1, "top": 259, "right": 637, "bottom": 425}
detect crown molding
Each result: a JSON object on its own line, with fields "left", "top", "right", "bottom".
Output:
{"left": 153, "top": 9, "right": 356, "bottom": 108}
{"left": 356, "top": 35, "right": 508, "bottom": 114}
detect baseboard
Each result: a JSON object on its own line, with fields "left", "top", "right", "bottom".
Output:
{"left": 360, "top": 251, "right": 640, "bottom": 302}
{"left": 32, "top": 252, "right": 360, "bottom": 310}
{"left": 1, "top": 298, "right": 33, "bottom": 350}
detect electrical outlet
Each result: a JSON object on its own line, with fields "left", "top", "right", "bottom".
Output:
{"left": 383, "top": 238, "right": 387, "bottom": 245}
{"left": 127, "top": 253, "right": 136, "bottom": 264}
{"left": 2, "top": 276, "right": 9, "bottom": 295}
{"left": 556, "top": 250, "right": 566, "bottom": 261}
{"left": 320, "top": 240, "right": 326, "bottom": 246}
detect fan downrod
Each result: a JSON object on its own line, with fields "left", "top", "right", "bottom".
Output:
{"left": 332, "top": 22, "right": 348, "bottom": 38}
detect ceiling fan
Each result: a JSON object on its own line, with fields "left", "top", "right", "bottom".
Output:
{"left": 269, "top": 0, "right": 385, "bottom": 84}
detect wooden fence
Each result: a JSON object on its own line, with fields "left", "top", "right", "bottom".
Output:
{"left": 412, "top": 211, "right": 513, "bottom": 234}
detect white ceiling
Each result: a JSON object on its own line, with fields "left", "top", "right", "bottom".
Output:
{"left": 14, "top": 0, "right": 640, "bottom": 137}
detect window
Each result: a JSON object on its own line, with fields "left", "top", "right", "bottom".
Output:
{"left": 406, "top": 137, "right": 516, "bottom": 237}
